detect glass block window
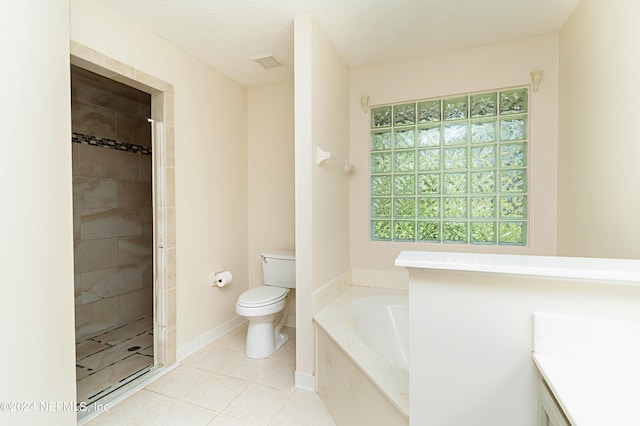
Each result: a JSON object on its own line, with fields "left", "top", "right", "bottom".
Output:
{"left": 370, "top": 88, "right": 529, "bottom": 245}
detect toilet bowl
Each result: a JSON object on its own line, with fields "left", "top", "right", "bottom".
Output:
{"left": 235, "top": 251, "right": 295, "bottom": 359}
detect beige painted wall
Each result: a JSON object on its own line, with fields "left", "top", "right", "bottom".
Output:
{"left": 295, "top": 15, "right": 351, "bottom": 383}
{"left": 557, "top": 0, "right": 640, "bottom": 259}
{"left": 70, "top": 0, "right": 249, "bottom": 349}
{"left": 350, "top": 34, "right": 560, "bottom": 271}
{"left": 247, "top": 81, "right": 296, "bottom": 324}
{"left": 247, "top": 82, "right": 295, "bottom": 288}
{"left": 0, "top": 1, "right": 77, "bottom": 424}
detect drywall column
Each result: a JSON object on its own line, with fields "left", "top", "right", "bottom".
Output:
{"left": 294, "top": 15, "right": 351, "bottom": 389}
{"left": 0, "top": 1, "right": 76, "bottom": 425}
{"left": 294, "top": 14, "right": 315, "bottom": 389}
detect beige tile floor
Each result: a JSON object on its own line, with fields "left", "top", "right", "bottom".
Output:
{"left": 86, "top": 324, "right": 336, "bottom": 425}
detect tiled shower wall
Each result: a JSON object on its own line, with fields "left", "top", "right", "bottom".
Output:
{"left": 71, "top": 65, "right": 153, "bottom": 339}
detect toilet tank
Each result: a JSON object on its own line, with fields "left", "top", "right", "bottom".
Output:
{"left": 261, "top": 251, "right": 295, "bottom": 289}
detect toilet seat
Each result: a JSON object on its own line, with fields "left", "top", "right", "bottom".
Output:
{"left": 237, "top": 286, "right": 288, "bottom": 308}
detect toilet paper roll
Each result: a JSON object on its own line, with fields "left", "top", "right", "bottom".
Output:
{"left": 214, "top": 271, "right": 232, "bottom": 287}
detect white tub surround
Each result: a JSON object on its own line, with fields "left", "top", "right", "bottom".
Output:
{"left": 313, "top": 270, "right": 352, "bottom": 315}
{"left": 396, "top": 251, "right": 640, "bottom": 426}
{"left": 350, "top": 269, "right": 409, "bottom": 291}
{"left": 313, "top": 269, "right": 409, "bottom": 316}
{"left": 532, "top": 312, "right": 640, "bottom": 426}
{"left": 315, "top": 286, "right": 409, "bottom": 424}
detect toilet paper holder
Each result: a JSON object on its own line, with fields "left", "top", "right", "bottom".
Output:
{"left": 211, "top": 270, "right": 233, "bottom": 287}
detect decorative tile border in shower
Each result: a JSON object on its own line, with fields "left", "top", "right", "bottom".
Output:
{"left": 72, "top": 132, "right": 152, "bottom": 156}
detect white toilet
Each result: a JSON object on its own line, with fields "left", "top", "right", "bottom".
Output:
{"left": 236, "top": 251, "right": 295, "bottom": 359}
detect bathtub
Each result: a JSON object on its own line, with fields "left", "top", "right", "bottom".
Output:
{"left": 315, "top": 286, "right": 409, "bottom": 424}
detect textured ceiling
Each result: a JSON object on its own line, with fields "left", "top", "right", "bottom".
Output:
{"left": 99, "top": 0, "right": 580, "bottom": 88}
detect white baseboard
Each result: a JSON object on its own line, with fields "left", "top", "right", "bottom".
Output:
{"left": 295, "top": 371, "right": 316, "bottom": 391}
{"left": 177, "top": 316, "right": 247, "bottom": 361}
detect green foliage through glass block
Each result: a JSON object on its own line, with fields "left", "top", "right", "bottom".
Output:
{"left": 371, "top": 106, "right": 392, "bottom": 128}
{"left": 471, "top": 222, "right": 496, "bottom": 244}
{"left": 443, "top": 222, "right": 468, "bottom": 243}
{"left": 500, "top": 169, "right": 527, "bottom": 193}
{"left": 394, "top": 221, "right": 416, "bottom": 241}
{"left": 394, "top": 103, "right": 416, "bottom": 126}
{"left": 500, "top": 196, "right": 527, "bottom": 219}
{"left": 418, "top": 149, "right": 441, "bottom": 171}
{"left": 371, "top": 152, "right": 392, "bottom": 174}
{"left": 471, "top": 119, "right": 497, "bottom": 143}
{"left": 418, "top": 197, "right": 440, "bottom": 218}
{"left": 443, "top": 148, "right": 467, "bottom": 170}
{"left": 369, "top": 87, "right": 528, "bottom": 246}
{"left": 470, "top": 145, "right": 496, "bottom": 169}
{"left": 394, "top": 151, "right": 415, "bottom": 172}
{"left": 470, "top": 92, "right": 497, "bottom": 117}
{"left": 500, "top": 143, "right": 527, "bottom": 167}
{"left": 443, "top": 172, "right": 467, "bottom": 194}
{"left": 499, "top": 222, "right": 526, "bottom": 245}
{"left": 394, "top": 128, "right": 415, "bottom": 148}
{"left": 470, "top": 171, "right": 495, "bottom": 194}
{"left": 470, "top": 196, "right": 496, "bottom": 218}
{"left": 394, "top": 198, "right": 416, "bottom": 218}
{"left": 418, "top": 100, "right": 441, "bottom": 123}
{"left": 443, "top": 123, "right": 467, "bottom": 145}
{"left": 418, "top": 173, "right": 440, "bottom": 194}
{"left": 371, "top": 220, "right": 392, "bottom": 240}
{"left": 500, "top": 89, "right": 528, "bottom": 115}
{"left": 371, "top": 130, "right": 392, "bottom": 151}
{"left": 394, "top": 174, "right": 416, "bottom": 195}
{"left": 371, "top": 175, "right": 392, "bottom": 196}
{"left": 371, "top": 198, "right": 391, "bottom": 218}
{"left": 418, "top": 221, "right": 440, "bottom": 241}
{"left": 443, "top": 197, "right": 467, "bottom": 218}
{"left": 443, "top": 96, "right": 468, "bottom": 121}
{"left": 418, "top": 125, "right": 441, "bottom": 146}
{"left": 500, "top": 116, "right": 527, "bottom": 141}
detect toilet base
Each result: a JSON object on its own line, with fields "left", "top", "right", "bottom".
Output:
{"left": 273, "top": 330, "right": 289, "bottom": 354}
{"left": 245, "top": 320, "right": 289, "bottom": 359}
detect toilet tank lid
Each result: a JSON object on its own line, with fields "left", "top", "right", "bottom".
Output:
{"left": 262, "top": 251, "right": 295, "bottom": 261}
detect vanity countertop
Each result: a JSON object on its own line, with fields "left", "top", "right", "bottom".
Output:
{"left": 533, "top": 352, "right": 640, "bottom": 426}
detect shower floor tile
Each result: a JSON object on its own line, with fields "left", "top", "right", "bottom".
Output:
{"left": 76, "top": 316, "right": 153, "bottom": 405}
{"left": 76, "top": 340, "right": 111, "bottom": 359}
{"left": 78, "top": 333, "right": 153, "bottom": 379}
{"left": 92, "top": 316, "right": 153, "bottom": 346}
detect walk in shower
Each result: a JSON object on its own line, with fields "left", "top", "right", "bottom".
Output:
{"left": 71, "top": 65, "right": 154, "bottom": 405}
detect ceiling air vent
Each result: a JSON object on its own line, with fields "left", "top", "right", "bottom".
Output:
{"left": 251, "top": 54, "right": 284, "bottom": 69}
